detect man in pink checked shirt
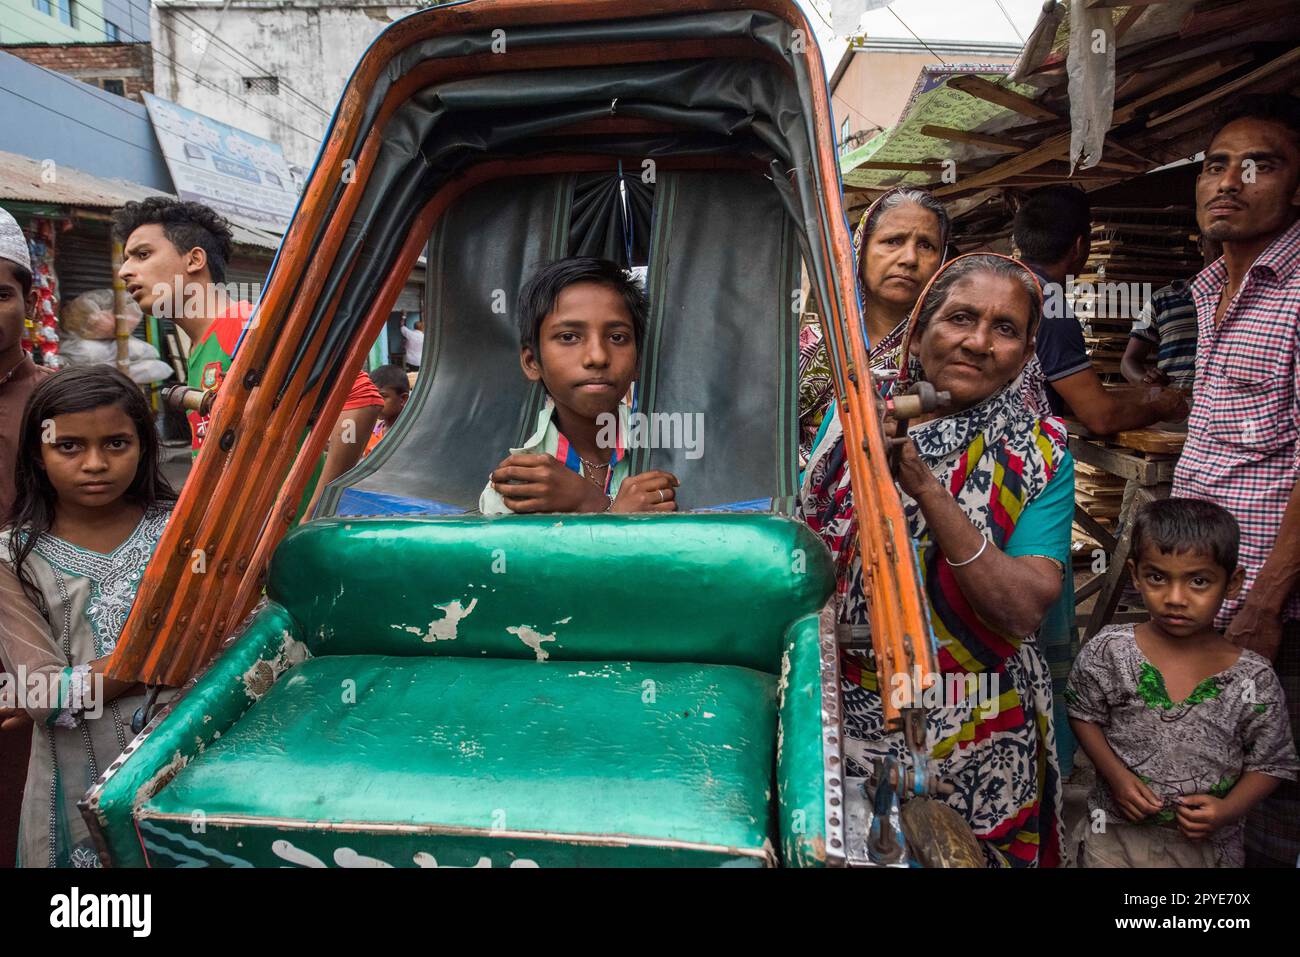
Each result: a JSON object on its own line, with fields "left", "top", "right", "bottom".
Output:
{"left": 1173, "top": 94, "right": 1300, "bottom": 868}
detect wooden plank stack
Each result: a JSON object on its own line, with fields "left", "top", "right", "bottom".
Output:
{"left": 1071, "top": 206, "right": 1202, "bottom": 383}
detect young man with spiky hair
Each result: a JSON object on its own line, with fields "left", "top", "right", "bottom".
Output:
{"left": 113, "top": 198, "right": 381, "bottom": 514}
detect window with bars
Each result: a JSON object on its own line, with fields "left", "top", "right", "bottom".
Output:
{"left": 105, "top": 20, "right": 121, "bottom": 41}
{"left": 101, "top": 78, "right": 125, "bottom": 96}
{"left": 242, "top": 76, "right": 280, "bottom": 95}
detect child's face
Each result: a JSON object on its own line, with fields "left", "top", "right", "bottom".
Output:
{"left": 0, "top": 260, "right": 36, "bottom": 356}
{"left": 39, "top": 404, "right": 141, "bottom": 511}
{"left": 379, "top": 387, "right": 408, "bottom": 423}
{"left": 521, "top": 282, "right": 637, "bottom": 421}
{"left": 1129, "top": 544, "right": 1244, "bottom": 637}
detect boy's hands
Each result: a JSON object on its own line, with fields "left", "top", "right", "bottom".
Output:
{"left": 491, "top": 453, "right": 608, "bottom": 513}
{"left": 1107, "top": 768, "right": 1165, "bottom": 822}
{"left": 1174, "top": 795, "right": 1231, "bottom": 840}
{"left": 611, "top": 470, "right": 679, "bottom": 513}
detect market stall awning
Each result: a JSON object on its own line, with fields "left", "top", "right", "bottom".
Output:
{"left": 0, "top": 149, "right": 164, "bottom": 209}
{"left": 840, "top": 65, "right": 1025, "bottom": 191}
{"left": 839, "top": 0, "right": 1300, "bottom": 217}
{"left": 0, "top": 149, "right": 282, "bottom": 252}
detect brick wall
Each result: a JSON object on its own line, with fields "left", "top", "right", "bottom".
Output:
{"left": 2, "top": 42, "right": 152, "bottom": 101}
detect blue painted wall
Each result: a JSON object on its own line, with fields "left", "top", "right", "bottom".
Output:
{"left": 0, "top": 49, "right": 172, "bottom": 189}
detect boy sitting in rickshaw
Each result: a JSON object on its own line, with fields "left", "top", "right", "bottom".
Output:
{"left": 480, "top": 257, "right": 679, "bottom": 514}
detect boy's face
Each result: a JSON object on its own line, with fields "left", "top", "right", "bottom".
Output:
{"left": 0, "top": 260, "right": 36, "bottom": 356}
{"left": 1129, "top": 544, "right": 1244, "bottom": 637}
{"left": 521, "top": 281, "right": 637, "bottom": 420}
{"left": 119, "top": 223, "right": 203, "bottom": 317}
{"left": 379, "top": 386, "right": 408, "bottom": 423}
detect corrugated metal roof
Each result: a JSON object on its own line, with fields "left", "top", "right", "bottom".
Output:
{"left": 0, "top": 149, "right": 281, "bottom": 251}
{"left": 0, "top": 149, "right": 164, "bottom": 208}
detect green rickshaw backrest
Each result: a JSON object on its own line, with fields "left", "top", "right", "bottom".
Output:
{"left": 268, "top": 513, "right": 832, "bottom": 674}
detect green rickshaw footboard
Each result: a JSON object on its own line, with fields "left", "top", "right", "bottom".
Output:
{"left": 135, "top": 655, "right": 778, "bottom": 867}
{"left": 81, "top": 601, "right": 308, "bottom": 868}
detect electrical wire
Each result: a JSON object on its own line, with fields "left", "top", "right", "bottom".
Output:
{"left": 5, "top": 5, "right": 326, "bottom": 142}
{"left": 0, "top": 81, "right": 163, "bottom": 157}
{"left": 887, "top": 6, "right": 948, "bottom": 64}
{"left": 0, "top": 21, "right": 162, "bottom": 122}
{"left": 166, "top": 7, "right": 331, "bottom": 119}
{"left": 993, "top": 0, "right": 1026, "bottom": 44}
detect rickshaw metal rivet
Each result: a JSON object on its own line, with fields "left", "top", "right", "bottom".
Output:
{"left": 831, "top": 838, "right": 842, "bottom": 849}
{"left": 237, "top": 557, "right": 249, "bottom": 572}
{"left": 830, "top": 778, "right": 840, "bottom": 787}
{"left": 244, "top": 369, "right": 262, "bottom": 389}
{"left": 830, "top": 797, "right": 840, "bottom": 807}
{"left": 219, "top": 429, "right": 236, "bottom": 452}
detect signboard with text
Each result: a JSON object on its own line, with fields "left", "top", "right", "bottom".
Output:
{"left": 143, "top": 92, "right": 298, "bottom": 232}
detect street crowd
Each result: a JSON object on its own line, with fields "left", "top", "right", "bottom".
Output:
{"left": 0, "top": 93, "right": 1297, "bottom": 869}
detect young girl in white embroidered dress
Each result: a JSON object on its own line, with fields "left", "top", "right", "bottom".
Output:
{"left": 0, "top": 366, "right": 175, "bottom": 867}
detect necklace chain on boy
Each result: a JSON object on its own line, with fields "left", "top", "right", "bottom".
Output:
{"left": 578, "top": 454, "right": 610, "bottom": 486}
{"left": 0, "top": 357, "right": 23, "bottom": 387}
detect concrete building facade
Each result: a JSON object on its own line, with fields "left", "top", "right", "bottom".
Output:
{"left": 151, "top": 1, "right": 438, "bottom": 171}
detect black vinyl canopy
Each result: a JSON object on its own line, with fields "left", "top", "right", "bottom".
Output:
{"left": 273, "top": 10, "right": 848, "bottom": 513}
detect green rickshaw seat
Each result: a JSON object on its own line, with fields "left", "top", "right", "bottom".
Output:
{"left": 268, "top": 514, "right": 833, "bottom": 675}
{"left": 85, "top": 515, "right": 837, "bottom": 867}
{"left": 136, "top": 654, "right": 778, "bottom": 867}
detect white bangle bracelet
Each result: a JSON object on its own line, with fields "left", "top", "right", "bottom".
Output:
{"left": 946, "top": 536, "right": 989, "bottom": 567}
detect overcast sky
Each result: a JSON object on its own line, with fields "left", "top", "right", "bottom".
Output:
{"left": 805, "top": 0, "right": 1046, "bottom": 61}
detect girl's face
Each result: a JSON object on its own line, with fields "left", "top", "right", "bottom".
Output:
{"left": 39, "top": 404, "right": 141, "bottom": 510}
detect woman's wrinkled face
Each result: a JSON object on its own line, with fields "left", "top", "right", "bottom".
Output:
{"left": 860, "top": 204, "right": 944, "bottom": 309}
{"left": 910, "top": 272, "right": 1034, "bottom": 411}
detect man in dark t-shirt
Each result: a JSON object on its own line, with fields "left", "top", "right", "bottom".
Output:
{"left": 1013, "top": 186, "right": 1187, "bottom": 432}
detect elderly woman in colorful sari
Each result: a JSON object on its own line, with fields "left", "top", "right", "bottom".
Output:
{"left": 799, "top": 253, "right": 1075, "bottom": 867}
{"left": 797, "top": 185, "right": 950, "bottom": 461}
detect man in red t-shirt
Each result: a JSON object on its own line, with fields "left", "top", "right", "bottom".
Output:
{"left": 114, "top": 199, "right": 381, "bottom": 515}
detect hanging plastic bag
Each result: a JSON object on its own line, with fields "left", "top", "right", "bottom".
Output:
{"left": 58, "top": 331, "right": 173, "bottom": 383}
{"left": 60, "top": 288, "right": 142, "bottom": 340}
{"left": 1067, "top": 0, "right": 1115, "bottom": 171}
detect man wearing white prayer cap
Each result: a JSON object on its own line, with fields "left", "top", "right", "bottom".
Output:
{"left": 0, "top": 205, "right": 53, "bottom": 517}
{"left": 0, "top": 205, "right": 52, "bottom": 872}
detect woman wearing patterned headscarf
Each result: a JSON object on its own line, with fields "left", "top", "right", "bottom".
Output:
{"left": 799, "top": 253, "right": 1075, "bottom": 867}
{"left": 797, "top": 186, "right": 950, "bottom": 463}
